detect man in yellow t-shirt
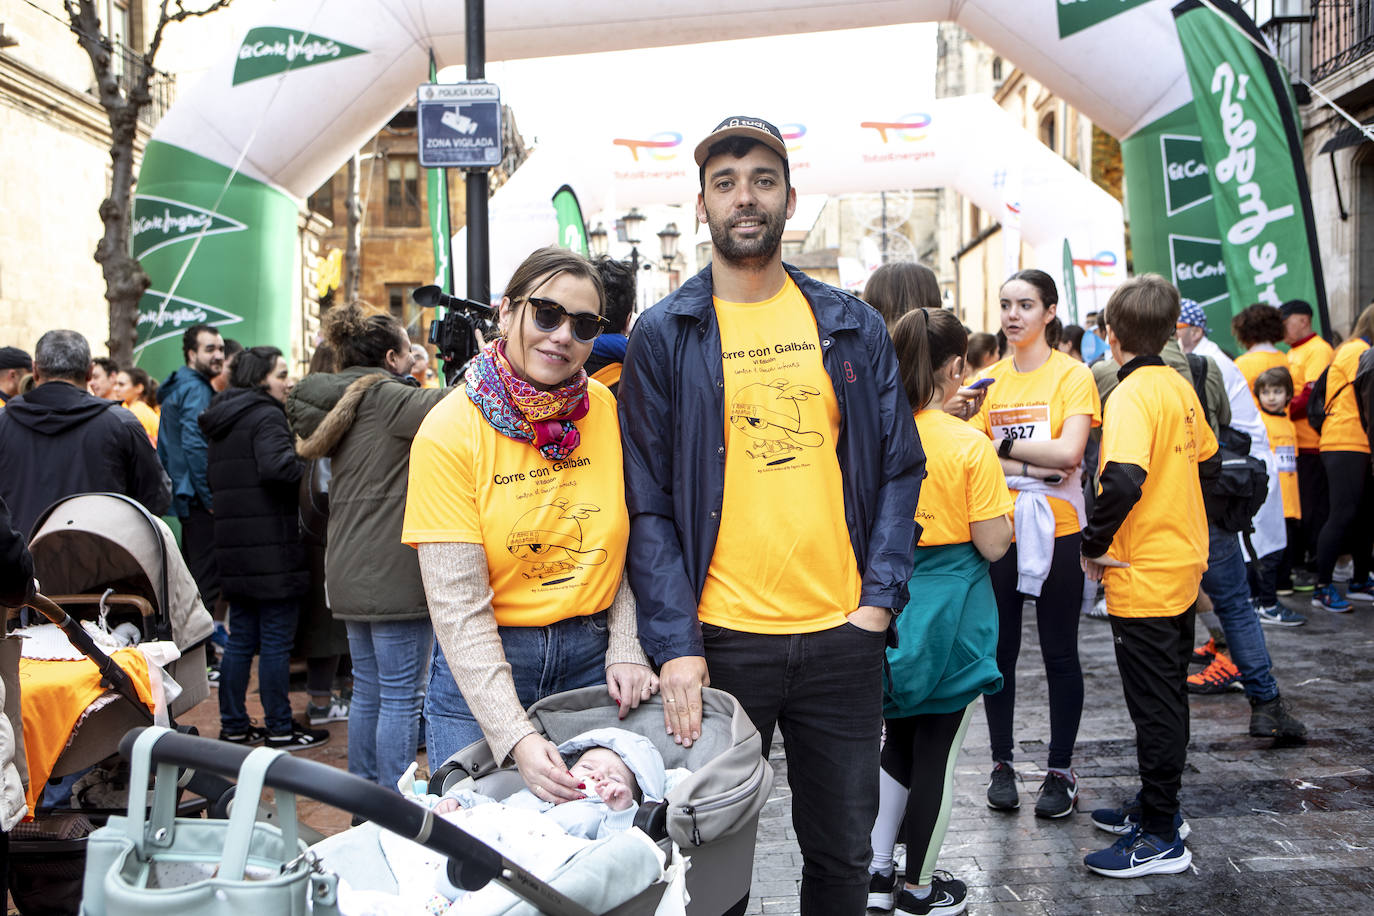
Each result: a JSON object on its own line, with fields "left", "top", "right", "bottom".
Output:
{"left": 619, "top": 117, "right": 925, "bottom": 915}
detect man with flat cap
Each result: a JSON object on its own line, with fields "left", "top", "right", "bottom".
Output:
{"left": 618, "top": 116, "right": 925, "bottom": 914}
{"left": 1280, "top": 299, "right": 1333, "bottom": 586}
{"left": 0, "top": 348, "right": 32, "bottom": 408}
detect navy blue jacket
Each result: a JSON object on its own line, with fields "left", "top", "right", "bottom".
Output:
{"left": 619, "top": 264, "right": 925, "bottom": 666}
{"left": 158, "top": 365, "right": 216, "bottom": 516}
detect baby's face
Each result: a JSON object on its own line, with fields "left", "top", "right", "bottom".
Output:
{"left": 569, "top": 747, "right": 637, "bottom": 811}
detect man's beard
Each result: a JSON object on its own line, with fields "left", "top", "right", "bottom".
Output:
{"left": 705, "top": 205, "right": 786, "bottom": 269}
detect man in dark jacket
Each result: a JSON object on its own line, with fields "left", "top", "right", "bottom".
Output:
{"left": 0, "top": 348, "right": 31, "bottom": 408}
{"left": 618, "top": 117, "right": 925, "bottom": 915}
{"left": 158, "top": 323, "right": 225, "bottom": 608}
{"left": 0, "top": 330, "right": 170, "bottom": 537}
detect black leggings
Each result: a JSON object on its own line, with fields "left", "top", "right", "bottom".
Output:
{"left": 1316, "top": 451, "right": 1374, "bottom": 584}
{"left": 881, "top": 708, "right": 969, "bottom": 884}
{"left": 984, "top": 532, "right": 1084, "bottom": 769}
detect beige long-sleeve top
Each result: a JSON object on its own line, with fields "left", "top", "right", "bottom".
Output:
{"left": 417, "top": 541, "right": 649, "bottom": 764}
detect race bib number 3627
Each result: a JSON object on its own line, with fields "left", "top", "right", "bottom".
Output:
{"left": 990, "top": 405, "right": 1051, "bottom": 441}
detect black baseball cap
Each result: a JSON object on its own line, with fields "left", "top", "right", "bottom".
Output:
{"left": 0, "top": 347, "right": 32, "bottom": 371}
{"left": 693, "top": 116, "right": 788, "bottom": 167}
{"left": 1279, "top": 299, "right": 1313, "bottom": 318}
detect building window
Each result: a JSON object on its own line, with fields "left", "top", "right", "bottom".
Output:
{"left": 992, "top": 56, "right": 1003, "bottom": 82}
{"left": 386, "top": 157, "right": 422, "bottom": 227}
{"left": 388, "top": 283, "right": 424, "bottom": 339}
{"left": 308, "top": 178, "right": 334, "bottom": 223}
{"left": 1040, "top": 111, "right": 1057, "bottom": 153}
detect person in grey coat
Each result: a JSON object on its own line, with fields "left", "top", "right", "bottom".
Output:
{"left": 287, "top": 303, "right": 448, "bottom": 790}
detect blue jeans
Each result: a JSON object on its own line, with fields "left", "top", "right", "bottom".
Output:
{"left": 424, "top": 612, "right": 609, "bottom": 769}
{"left": 1200, "top": 524, "right": 1278, "bottom": 702}
{"left": 702, "top": 622, "right": 886, "bottom": 916}
{"left": 219, "top": 599, "right": 299, "bottom": 734}
{"left": 346, "top": 619, "right": 433, "bottom": 790}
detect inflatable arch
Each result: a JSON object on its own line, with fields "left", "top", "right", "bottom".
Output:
{"left": 132, "top": 1, "right": 1223, "bottom": 374}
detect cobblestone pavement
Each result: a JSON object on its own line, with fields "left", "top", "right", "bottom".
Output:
{"left": 746, "top": 593, "right": 1374, "bottom": 915}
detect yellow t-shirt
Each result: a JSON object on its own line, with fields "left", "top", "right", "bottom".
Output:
{"left": 1236, "top": 349, "right": 1302, "bottom": 412}
{"left": 1259, "top": 410, "right": 1300, "bottom": 520}
{"left": 699, "top": 277, "right": 861, "bottom": 634}
{"left": 1319, "top": 338, "right": 1371, "bottom": 454}
{"left": 915, "top": 408, "right": 1012, "bottom": 547}
{"left": 124, "top": 399, "right": 160, "bottom": 448}
{"left": 1288, "top": 334, "right": 1334, "bottom": 451}
{"left": 401, "top": 382, "right": 628, "bottom": 627}
{"left": 1099, "top": 365, "right": 1218, "bottom": 618}
{"left": 975, "top": 349, "right": 1101, "bottom": 537}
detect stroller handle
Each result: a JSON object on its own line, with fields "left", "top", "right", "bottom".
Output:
{"left": 119, "top": 728, "right": 598, "bottom": 916}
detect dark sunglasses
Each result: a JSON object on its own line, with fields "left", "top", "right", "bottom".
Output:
{"left": 523, "top": 297, "right": 609, "bottom": 342}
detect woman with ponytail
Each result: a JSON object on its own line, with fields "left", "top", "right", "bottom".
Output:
{"left": 866, "top": 307, "right": 1013, "bottom": 916}
{"left": 288, "top": 303, "right": 448, "bottom": 786}
{"left": 402, "top": 247, "right": 657, "bottom": 804}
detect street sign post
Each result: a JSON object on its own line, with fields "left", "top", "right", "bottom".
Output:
{"left": 417, "top": 81, "right": 502, "bottom": 169}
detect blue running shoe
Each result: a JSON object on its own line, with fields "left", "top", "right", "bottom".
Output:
{"left": 1312, "top": 584, "right": 1351, "bottom": 613}
{"left": 1255, "top": 604, "right": 1307, "bottom": 627}
{"left": 1084, "top": 827, "right": 1192, "bottom": 878}
{"left": 1090, "top": 795, "right": 1191, "bottom": 839}
{"left": 1345, "top": 577, "right": 1374, "bottom": 602}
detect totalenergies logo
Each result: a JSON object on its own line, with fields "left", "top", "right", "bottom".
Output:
{"left": 860, "top": 113, "right": 932, "bottom": 143}
{"left": 612, "top": 131, "right": 682, "bottom": 162}
{"left": 781, "top": 123, "right": 806, "bottom": 153}
{"left": 1072, "top": 250, "right": 1119, "bottom": 278}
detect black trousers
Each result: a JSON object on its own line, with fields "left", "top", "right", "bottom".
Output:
{"left": 1296, "top": 451, "right": 1328, "bottom": 567}
{"left": 1316, "top": 451, "right": 1374, "bottom": 584}
{"left": 703, "top": 622, "right": 886, "bottom": 916}
{"left": 180, "top": 503, "right": 221, "bottom": 610}
{"left": 1109, "top": 608, "right": 1194, "bottom": 838}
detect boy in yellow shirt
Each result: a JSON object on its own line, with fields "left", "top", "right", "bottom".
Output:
{"left": 1079, "top": 275, "right": 1218, "bottom": 878}
{"left": 1253, "top": 367, "right": 1307, "bottom": 627}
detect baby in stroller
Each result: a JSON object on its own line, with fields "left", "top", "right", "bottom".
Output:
{"left": 431, "top": 727, "right": 667, "bottom": 840}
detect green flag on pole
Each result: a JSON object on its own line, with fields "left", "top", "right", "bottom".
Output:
{"left": 551, "top": 184, "right": 589, "bottom": 256}
{"left": 427, "top": 52, "right": 453, "bottom": 294}
{"left": 1172, "top": 0, "right": 1329, "bottom": 336}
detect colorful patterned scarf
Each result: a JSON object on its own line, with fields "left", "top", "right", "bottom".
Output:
{"left": 465, "top": 340, "right": 589, "bottom": 460}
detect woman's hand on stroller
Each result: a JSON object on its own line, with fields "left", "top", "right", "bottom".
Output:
{"left": 606, "top": 663, "right": 659, "bottom": 719}
{"left": 512, "top": 733, "right": 585, "bottom": 804}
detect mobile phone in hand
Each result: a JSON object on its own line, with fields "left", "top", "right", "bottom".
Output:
{"left": 965, "top": 377, "right": 996, "bottom": 390}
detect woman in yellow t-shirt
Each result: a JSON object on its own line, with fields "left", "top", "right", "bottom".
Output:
{"left": 1233, "top": 304, "right": 1303, "bottom": 409}
{"left": 866, "top": 307, "right": 1012, "bottom": 912}
{"left": 1311, "top": 303, "right": 1374, "bottom": 612}
{"left": 403, "top": 247, "right": 657, "bottom": 803}
{"left": 974, "top": 269, "right": 1100, "bottom": 818}
{"left": 111, "top": 367, "right": 160, "bottom": 448}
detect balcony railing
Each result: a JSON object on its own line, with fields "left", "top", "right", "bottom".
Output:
{"left": 110, "top": 42, "right": 177, "bottom": 128}
{"left": 1312, "top": 0, "right": 1374, "bottom": 82}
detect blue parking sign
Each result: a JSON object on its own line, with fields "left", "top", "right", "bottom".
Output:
{"left": 417, "top": 82, "right": 503, "bottom": 168}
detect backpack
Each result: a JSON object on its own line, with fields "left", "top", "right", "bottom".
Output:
{"left": 1305, "top": 366, "right": 1344, "bottom": 433}
{"left": 1187, "top": 354, "right": 1270, "bottom": 548}
{"left": 1356, "top": 347, "right": 1374, "bottom": 451}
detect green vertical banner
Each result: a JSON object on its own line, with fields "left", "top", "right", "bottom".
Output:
{"left": 426, "top": 53, "right": 453, "bottom": 293}
{"left": 551, "top": 184, "right": 589, "bottom": 256}
{"left": 1173, "top": 0, "right": 1329, "bottom": 336}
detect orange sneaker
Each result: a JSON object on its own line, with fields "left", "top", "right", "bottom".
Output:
{"left": 1187, "top": 652, "right": 1243, "bottom": 694}
{"left": 1190, "top": 637, "right": 1217, "bottom": 667}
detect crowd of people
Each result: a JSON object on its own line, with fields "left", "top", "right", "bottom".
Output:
{"left": 3, "top": 114, "right": 1373, "bottom": 915}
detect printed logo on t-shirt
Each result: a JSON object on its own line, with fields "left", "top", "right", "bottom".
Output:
{"left": 990, "top": 405, "right": 1051, "bottom": 441}
{"left": 728, "top": 377, "right": 825, "bottom": 463}
{"left": 505, "top": 496, "right": 607, "bottom": 585}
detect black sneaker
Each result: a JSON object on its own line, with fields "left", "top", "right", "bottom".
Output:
{"left": 986, "top": 762, "right": 1019, "bottom": 811}
{"left": 867, "top": 868, "right": 898, "bottom": 911}
{"left": 219, "top": 725, "right": 266, "bottom": 745}
{"left": 895, "top": 871, "right": 967, "bottom": 915}
{"left": 1248, "top": 694, "right": 1307, "bottom": 744}
{"left": 1034, "top": 770, "right": 1078, "bottom": 818}
{"left": 265, "top": 722, "right": 330, "bottom": 752}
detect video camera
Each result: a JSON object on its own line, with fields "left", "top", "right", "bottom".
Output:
{"left": 411, "top": 285, "right": 499, "bottom": 380}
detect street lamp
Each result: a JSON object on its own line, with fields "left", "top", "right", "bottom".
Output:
{"left": 587, "top": 222, "right": 608, "bottom": 258}
{"left": 657, "top": 222, "right": 681, "bottom": 291}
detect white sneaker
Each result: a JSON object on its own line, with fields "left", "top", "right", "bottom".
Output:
{"left": 306, "top": 694, "right": 350, "bottom": 726}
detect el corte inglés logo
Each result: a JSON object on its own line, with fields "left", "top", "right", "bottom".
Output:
{"left": 233, "top": 27, "right": 366, "bottom": 85}
{"left": 131, "top": 196, "right": 246, "bottom": 259}
{"left": 135, "top": 290, "right": 244, "bottom": 354}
